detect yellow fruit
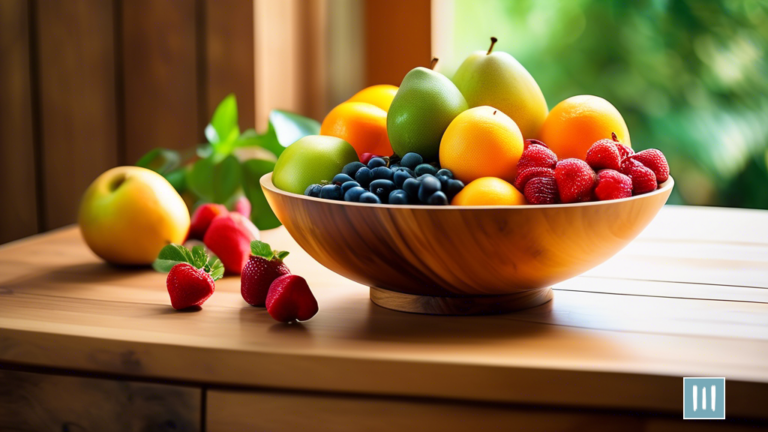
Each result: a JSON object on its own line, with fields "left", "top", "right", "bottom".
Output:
{"left": 439, "top": 106, "right": 524, "bottom": 184}
{"left": 347, "top": 84, "right": 398, "bottom": 112}
{"left": 78, "top": 166, "right": 190, "bottom": 265}
{"left": 539, "top": 95, "right": 631, "bottom": 161}
{"left": 320, "top": 102, "right": 393, "bottom": 158}
{"left": 452, "top": 177, "right": 526, "bottom": 206}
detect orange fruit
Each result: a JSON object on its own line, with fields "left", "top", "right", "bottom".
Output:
{"left": 452, "top": 177, "right": 526, "bottom": 206}
{"left": 347, "top": 85, "right": 398, "bottom": 112}
{"left": 439, "top": 106, "right": 524, "bottom": 184}
{"left": 320, "top": 102, "right": 393, "bottom": 158}
{"left": 539, "top": 95, "right": 631, "bottom": 161}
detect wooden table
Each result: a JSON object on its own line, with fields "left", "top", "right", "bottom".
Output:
{"left": 0, "top": 205, "right": 766, "bottom": 431}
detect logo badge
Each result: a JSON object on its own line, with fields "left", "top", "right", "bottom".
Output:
{"left": 684, "top": 377, "right": 725, "bottom": 419}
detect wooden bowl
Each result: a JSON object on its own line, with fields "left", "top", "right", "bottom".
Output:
{"left": 261, "top": 173, "right": 673, "bottom": 315}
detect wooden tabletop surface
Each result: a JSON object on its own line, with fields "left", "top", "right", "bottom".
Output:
{"left": 0, "top": 205, "right": 766, "bottom": 418}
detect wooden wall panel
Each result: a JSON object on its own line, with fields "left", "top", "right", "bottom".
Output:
{"left": 205, "top": 0, "right": 256, "bottom": 131}
{"left": 0, "top": 0, "right": 39, "bottom": 244}
{"left": 0, "top": 369, "right": 200, "bottom": 431}
{"left": 35, "top": 0, "right": 119, "bottom": 230}
{"left": 122, "top": 0, "right": 200, "bottom": 164}
{"left": 364, "top": 0, "right": 432, "bottom": 86}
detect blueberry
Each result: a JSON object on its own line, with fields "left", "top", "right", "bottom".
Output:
{"left": 402, "top": 177, "right": 421, "bottom": 200}
{"left": 344, "top": 186, "right": 366, "bottom": 202}
{"left": 304, "top": 184, "right": 322, "bottom": 197}
{"left": 389, "top": 190, "right": 409, "bottom": 205}
{"left": 359, "top": 192, "right": 382, "bottom": 204}
{"left": 341, "top": 181, "right": 361, "bottom": 195}
{"left": 427, "top": 191, "right": 448, "bottom": 205}
{"left": 436, "top": 169, "right": 453, "bottom": 179}
{"left": 437, "top": 175, "right": 451, "bottom": 191}
{"left": 368, "top": 157, "right": 387, "bottom": 168}
{"left": 320, "top": 184, "right": 342, "bottom": 200}
{"left": 400, "top": 153, "right": 423, "bottom": 170}
{"left": 418, "top": 175, "right": 442, "bottom": 202}
{"left": 371, "top": 166, "right": 393, "bottom": 181}
{"left": 332, "top": 173, "right": 355, "bottom": 185}
{"left": 393, "top": 170, "right": 413, "bottom": 189}
{"left": 415, "top": 163, "right": 438, "bottom": 177}
{"left": 392, "top": 166, "right": 415, "bottom": 176}
{"left": 355, "top": 167, "right": 374, "bottom": 187}
{"left": 369, "top": 179, "right": 396, "bottom": 203}
{"left": 445, "top": 179, "right": 465, "bottom": 200}
{"left": 342, "top": 161, "right": 366, "bottom": 177}
{"left": 389, "top": 163, "right": 400, "bottom": 170}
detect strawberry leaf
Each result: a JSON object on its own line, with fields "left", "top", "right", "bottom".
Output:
{"left": 208, "top": 258, "right": 224, "bottom": 281}
{"left": 153, "top": 244, "right": 194, "bottom": 273}
{"left": 250, "top": 240, "right": 274, "bottom": 259}
{"left": 191, "top": 245, "right": 208, "bottom": 269}
{"left": 275, "top": 251, "right": 289, "bottom": 261}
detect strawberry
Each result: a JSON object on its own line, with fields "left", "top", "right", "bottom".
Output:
{"left": 621, "top": 158, "right": 657, "bottom": 195}
{"left": 610, "top": 132, "right": 634, "bottom": 159}
{"left": 594, "top": 169, "right": 633, "bottom": 201}
{"left": 629, "top": 149, "right": 669, "bottom": 183}
{"left": 154, "top": 244, "right": 224, "bottom": 310}
{"left": 516, "top": 142, "right": 557, "bottom": 173}
{"left": 554, "top": 159, "right": 597, "bottom": 203}
{"left": 585, "top": 139, "right": 622, "bottom": 171}
{"left": 204, "top": 213, "right": 260, "bottom": 274}
{"left": 187, "top": 203, "right": 228, "bottom": 241}
{"left": 233, "top": 196, "right": 252, "bottom": 219}
{"left": 266, "top": 275, "right": 319, "bottom": 323}
{"left": 514, "top": 167, "right": 555, "bottom": 190}
{"left": 524, "top": 138, "right": 548, "bottom": 149}
{"left": 524, "top": 177, "right": 559, "bottom": 204}
{"left": 241, "top": 240, "right": 291, "bottom": 307}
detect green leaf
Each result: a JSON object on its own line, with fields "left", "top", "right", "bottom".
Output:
{"left": 187, "top": 155, "right": 242, "bottom": 204}
{"left": 208, "top": 259, "right": 224, "bottom": 281}
{"left": 206, "top": 94, "right": 240, "bottom": 145}
{"left": 136, "top": 148, "right": 182, "bottom": 174}
{"left": 165, "top": 169, "right": 187, "bottom": 192}
{"left": 241, "top": 158, "right": 281, "bottom": 229}
{"left": 258, "top": 110, "right": 320, "bottom": 157}
{"left": 152, "top": 244, "right": 195, "bottom": 273}
{"left": 250, "top": 240, "right": 273, "bottom": 259}
{"left": 191, "top": 245, "right": 208, "bottom": 268}
{"left": 275, "top": 251, "right": 289, "bottom": 261}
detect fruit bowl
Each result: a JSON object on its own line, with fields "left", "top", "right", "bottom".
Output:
{"left": 261, "top": 173, "right": 673, "bottom": 315}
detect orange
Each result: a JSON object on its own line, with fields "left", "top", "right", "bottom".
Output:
{"left": 320, "top": 102, "right": 393, "bottom": 158}
{"left": 347, "top": 85, "right": 398, "bottom": 112}
{"left": 439, "top": 106, "right": 524, "bottom": 184}
{"left": 452, "top": 177, "right": 526, "bottom": 206}
{"left": 539, "top": 95, "right": 631, "bottom": 161}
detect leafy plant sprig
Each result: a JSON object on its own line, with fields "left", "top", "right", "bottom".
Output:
{"left": 137, "top": 94, "right": 320, "bottom": 230}
{"left": 153, "top": 244, "right": 224, "bottom": 281}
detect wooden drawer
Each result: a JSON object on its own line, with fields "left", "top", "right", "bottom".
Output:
{"left": 0, "top": 369, "right": 200, "bottom": 431}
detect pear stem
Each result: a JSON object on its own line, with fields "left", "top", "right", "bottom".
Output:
{"left": 487, "top": 37, "right": 498, "bottom": 55}
{"left": 429, "top": 58, "right": 439, "bottom": 70}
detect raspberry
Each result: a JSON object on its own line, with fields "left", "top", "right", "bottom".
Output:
{"left": 524, "top": 138, "right": 548, "bottom": 149}
{"left": 629, "top": 149, "right": 669, "bottom": 183}
{"left": 524, "top": 177, "right": 559, "bottom": 204}
{"left": 585, "top": 139, "right": 622, "bottom": 171}
{"left": 554, "top": 159, "right": 597, "bottom": 203}
{"left": 514, "top": 167, "right": 555, "bottom": 190}
{"left": 516, "top": 143, "right": 557, "bottom": 173}
{"left": 594, "top": 169, "right": 633, "bottom": 201}
{"left": 620, "top": 158, "right": 657, "bottom": 195}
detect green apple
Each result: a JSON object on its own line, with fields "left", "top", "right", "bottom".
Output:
{"left": 387, "top": 59, "right": 468, "bottom": 161}
{"left": 452, "top": 37, "right": 548, "bottom": 139}
{"left": 78, "top": 166, "right": 190, "bottom": 265}
{"left": 272, "top": 135, "right": 358, "bottom": 194}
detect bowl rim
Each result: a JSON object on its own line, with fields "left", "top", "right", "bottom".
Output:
{"left": 261, "top": 172, "right": 674, "bottom": 210}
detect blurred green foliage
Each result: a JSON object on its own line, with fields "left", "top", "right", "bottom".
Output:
{"left": 449, "top": 0, "right": 768, "bottom": 208}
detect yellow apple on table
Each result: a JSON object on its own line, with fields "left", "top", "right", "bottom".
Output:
{"left": 78, "top": 166, "right": 190, "bottom": 265}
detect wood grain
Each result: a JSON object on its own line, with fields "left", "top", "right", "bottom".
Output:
{"left": 34, "top": 0, "right": 119, "bottom": 230}
{"left": 121, "top": 0, "right": 200, "bottom": 164}
{"left": 370, "top": 286, "right": 552, "bottom": 315}
{"left": 0, "top": 0, "right": 39, "bottom": 244}
{"left": 0, "top": 369, "right": 200, "bottom": 431}
{"left": 0, "top": 207, "right": 767, "bottom": 418}
{"left": 262, "top": 173, "right": 673, "bottom": 297}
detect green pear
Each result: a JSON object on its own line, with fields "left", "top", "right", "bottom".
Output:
{"left": 387, "top": 59, "right": 468, "bottom": 161}
{"left": 272, "top": 135, "right": 358, "bottom": 194}
{"left": 452, "top": 37, "right": 548, "bottom": 139}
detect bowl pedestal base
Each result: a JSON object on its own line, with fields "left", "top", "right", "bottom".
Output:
{"left": 369, "top": 287, "right": 553, "bottom": 316}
